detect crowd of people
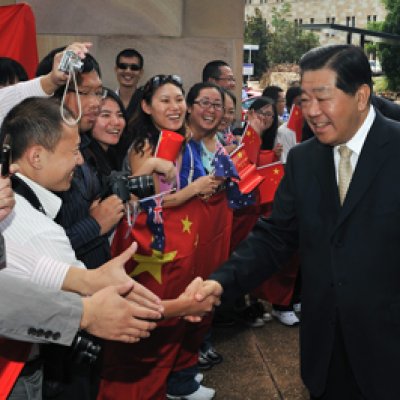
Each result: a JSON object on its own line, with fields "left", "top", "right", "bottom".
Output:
{"left": 2, "top": 40, "right": 400, "bottom": 400}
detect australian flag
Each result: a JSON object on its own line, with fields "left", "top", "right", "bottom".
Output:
{"left": 212, "top": 148, "right": 239, "bottom": 179}
{"left": 211, "top": 149, "right": 255, "bottom": 209}
{"left": 226, "top": 180, "right": 256, "bottom": 209}
{"left": 140, "top": 195, "right": 165, "bottom": 252}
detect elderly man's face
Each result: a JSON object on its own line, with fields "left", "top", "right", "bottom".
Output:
{"left": 300, "top": 68, "right": 370, "bottom": 146}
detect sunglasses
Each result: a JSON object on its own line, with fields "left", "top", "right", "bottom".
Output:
{"left": 143, "top": 75, "right": 183, "bottom": 95}
{"left": 150, "top": 74, "right": 183, "bottom": 87}
{"left": 117, "top": 62, "right": 141, "bottom": 71}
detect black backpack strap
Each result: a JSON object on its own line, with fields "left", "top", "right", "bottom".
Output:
{"left": 11, "top": 175, "right": 46, "bottom": 215}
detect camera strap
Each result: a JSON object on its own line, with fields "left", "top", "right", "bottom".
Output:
{"left": 11, "top": 175, "right": 45, "bottom": 215}
{"left": 60, "top": 65, "right": 82, "bottom": 126}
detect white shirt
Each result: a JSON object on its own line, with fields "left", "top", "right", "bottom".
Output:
{"left": 333, "top": 105, "right": 376, "bottom": 182}
{"left": 0, "top": 78, "right": 49, "bottom": 127}
{"left": 275, "top": 122, "right": 297, "bottom": 163}
{"left": 0, "top": 173, "right": 85, "bottom": 289}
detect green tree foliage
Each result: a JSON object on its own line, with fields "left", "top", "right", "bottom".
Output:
{"left": 244, "top": 8, "right": 269, "bottom": 79}
{"left": 364, "top": 21, "right": 385, "bottom": 56}
{"left": 380, "top": 0, "right": 400, "bottom": 90}
{"left": 267, "top": 4, "right": 319, "bottom": 65}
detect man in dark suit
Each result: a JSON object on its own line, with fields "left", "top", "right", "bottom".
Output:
{"left": 189, "top": 44, "right": 400, "bottom": 399}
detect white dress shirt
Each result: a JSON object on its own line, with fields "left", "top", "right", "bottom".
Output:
{"left": 275, "top": 122, "right": 297, "bottom": 163}
{"left": 0, "top": 173, "right": 85, "bottom": 289}
{"left": 333, "top": 105, "right": 376, "bottom": 182}
{"left": 0, "top": 78, "right": 49, "bottom": 127}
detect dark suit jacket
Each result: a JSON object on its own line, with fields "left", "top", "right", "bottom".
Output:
{"left": 212, "top": 110, "right": 400, "bottom": 398}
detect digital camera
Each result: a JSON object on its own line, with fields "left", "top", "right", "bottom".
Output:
{"left": 102, "top": 171, "right": 155, "bottom": 202}
{"left": 58, "top": 50, "right": 83, "bottom": 73}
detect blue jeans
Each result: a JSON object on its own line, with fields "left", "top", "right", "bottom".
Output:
{"left": 167, "top": 365, "right": 199, "bottom": 396}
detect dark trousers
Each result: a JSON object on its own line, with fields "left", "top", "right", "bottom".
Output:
{"left": 310, "top": 321, "right": 365, "bottom": 400}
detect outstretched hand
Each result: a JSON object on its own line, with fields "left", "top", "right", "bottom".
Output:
{"left": 81, "top": 281, "right": 159, "bottom": 343}
{"left": 89, "top": 243, "right": 163, "bottom": 314}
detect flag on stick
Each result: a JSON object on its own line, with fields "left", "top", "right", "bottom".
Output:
{"left": 286, "top": 104, "right": 304, "bottom": 143}
{"left": 240, "top": 123, "right": 262, "bottom": 164}
{"left": 230, "top": 145, "right": 264, "bottom": 194}
{"left": 257, "top": 162, "right": 285, "bottom": 204}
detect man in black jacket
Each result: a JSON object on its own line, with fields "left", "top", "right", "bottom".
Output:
{"left": 191, "top": 44, "right": 400, "bottom": 399}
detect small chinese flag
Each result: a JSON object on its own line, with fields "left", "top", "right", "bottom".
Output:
{"left": 230, "top": 145, "right": 264, "bottom": 194}
{"left": 240, "top": 123, "right": 262, "bottom": 164}
{"left": 154, "top": 130, "right": 185, "bottom": 162}
{"left": 258, "top": 149, "right": 279, "bottom": 167}
{"left": 287, "top": 104, "right": 304, "bottom": 143}
{"left": 257, "top": 162, "right": 285, "bottom": 204}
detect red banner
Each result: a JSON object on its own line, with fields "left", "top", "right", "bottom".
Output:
{"left": 0, "top": 4, "right": 38, "bottom": 79}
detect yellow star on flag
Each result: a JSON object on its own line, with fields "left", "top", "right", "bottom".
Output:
{"left": 131, "top": 249, "right": 177, "bottom": 284}
{"left": 237, "top": 151, "right": 243, "bottom": 158}
{"left": 181, "top": 215, "right": 193, "bottom": 233}
{"left": 273, "top": 168, "right": 280, "bottom": 174}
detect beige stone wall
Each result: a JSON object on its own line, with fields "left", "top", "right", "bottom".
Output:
{"left": 17, "top": 0, "right": 245, "bottom": 104}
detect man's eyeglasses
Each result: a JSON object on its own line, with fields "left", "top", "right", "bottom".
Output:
{"left": 193, "top": 99, "right": 224, "bottom": 112}
{"left": 116, "top": 62, "right": 141, "bottom": 71}
{"left": 67, "top": 87, "right": 107, "bottom": 100}
{"left": 256, "top": 111, "right": 274, "bottom": 118}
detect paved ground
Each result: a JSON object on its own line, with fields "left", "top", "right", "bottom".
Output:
{"left": 201, "top": 310, "right": 309, "bottom": 400}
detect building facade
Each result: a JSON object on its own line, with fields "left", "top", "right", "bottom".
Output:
{"left": 245, "top": 0, "right": 387, "bottom": 46}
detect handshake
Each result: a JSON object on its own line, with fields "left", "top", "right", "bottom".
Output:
{"left": 80, "top": 243, "right": 223, "bottom": 344}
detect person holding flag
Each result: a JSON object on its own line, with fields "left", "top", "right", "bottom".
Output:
{"left": 103, "top": 76, "right": 221, "bottom": 400}
{"left": 127, "top": 75, "right": 219, "bottom": 206}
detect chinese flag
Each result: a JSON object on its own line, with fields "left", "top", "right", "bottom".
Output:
{"left": 0, "top": 339, "right": 31, "bottom": 399}
{"left": 102, "top": 194, "right": 232, "bottom": 400}
{"left": 0, "top": 4, "right": 38, "bottom": 78}
{"left": 154, "top": 130, "right": 185, "bottom": 162}
{"left": 240, "top": 123, "right": 261, "bottom": 164}
{"left": 257, "top": 162, "right": 284, "bottom": 204}
{"left": 230, "top": 146, "right": 264, "bottom": 194}
{"left": 257, "top": 149, "right": 279, "bottom": 167}
{"left": 287, "top": 104, "right": 304, "bottom": 143}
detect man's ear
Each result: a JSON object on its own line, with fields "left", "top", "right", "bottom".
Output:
{"left": 357, "top": 84, "right": 371, "bottom": 112}
{"left": 25, "top": 145, "right": 44, "bottom": 170}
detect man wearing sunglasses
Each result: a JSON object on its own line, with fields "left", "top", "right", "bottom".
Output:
{"left": 115, "top": 48, "right": 144, "bottom": 121}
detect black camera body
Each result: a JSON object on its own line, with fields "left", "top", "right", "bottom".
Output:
{"left": 102, "top": 171, "right": 155, "bottom": 202}
{"left": 58, "top": 50, "right": 83, "bottom": 73}
{"left": 71, "top": 333, "right": 101, "bottom": 365}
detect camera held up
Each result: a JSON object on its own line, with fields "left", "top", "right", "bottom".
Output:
{"left": 102, "top": 171, "right": 155, "bottom": 202}
{"left": 58, "top": 50, "right": 83, "bottom": 73}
